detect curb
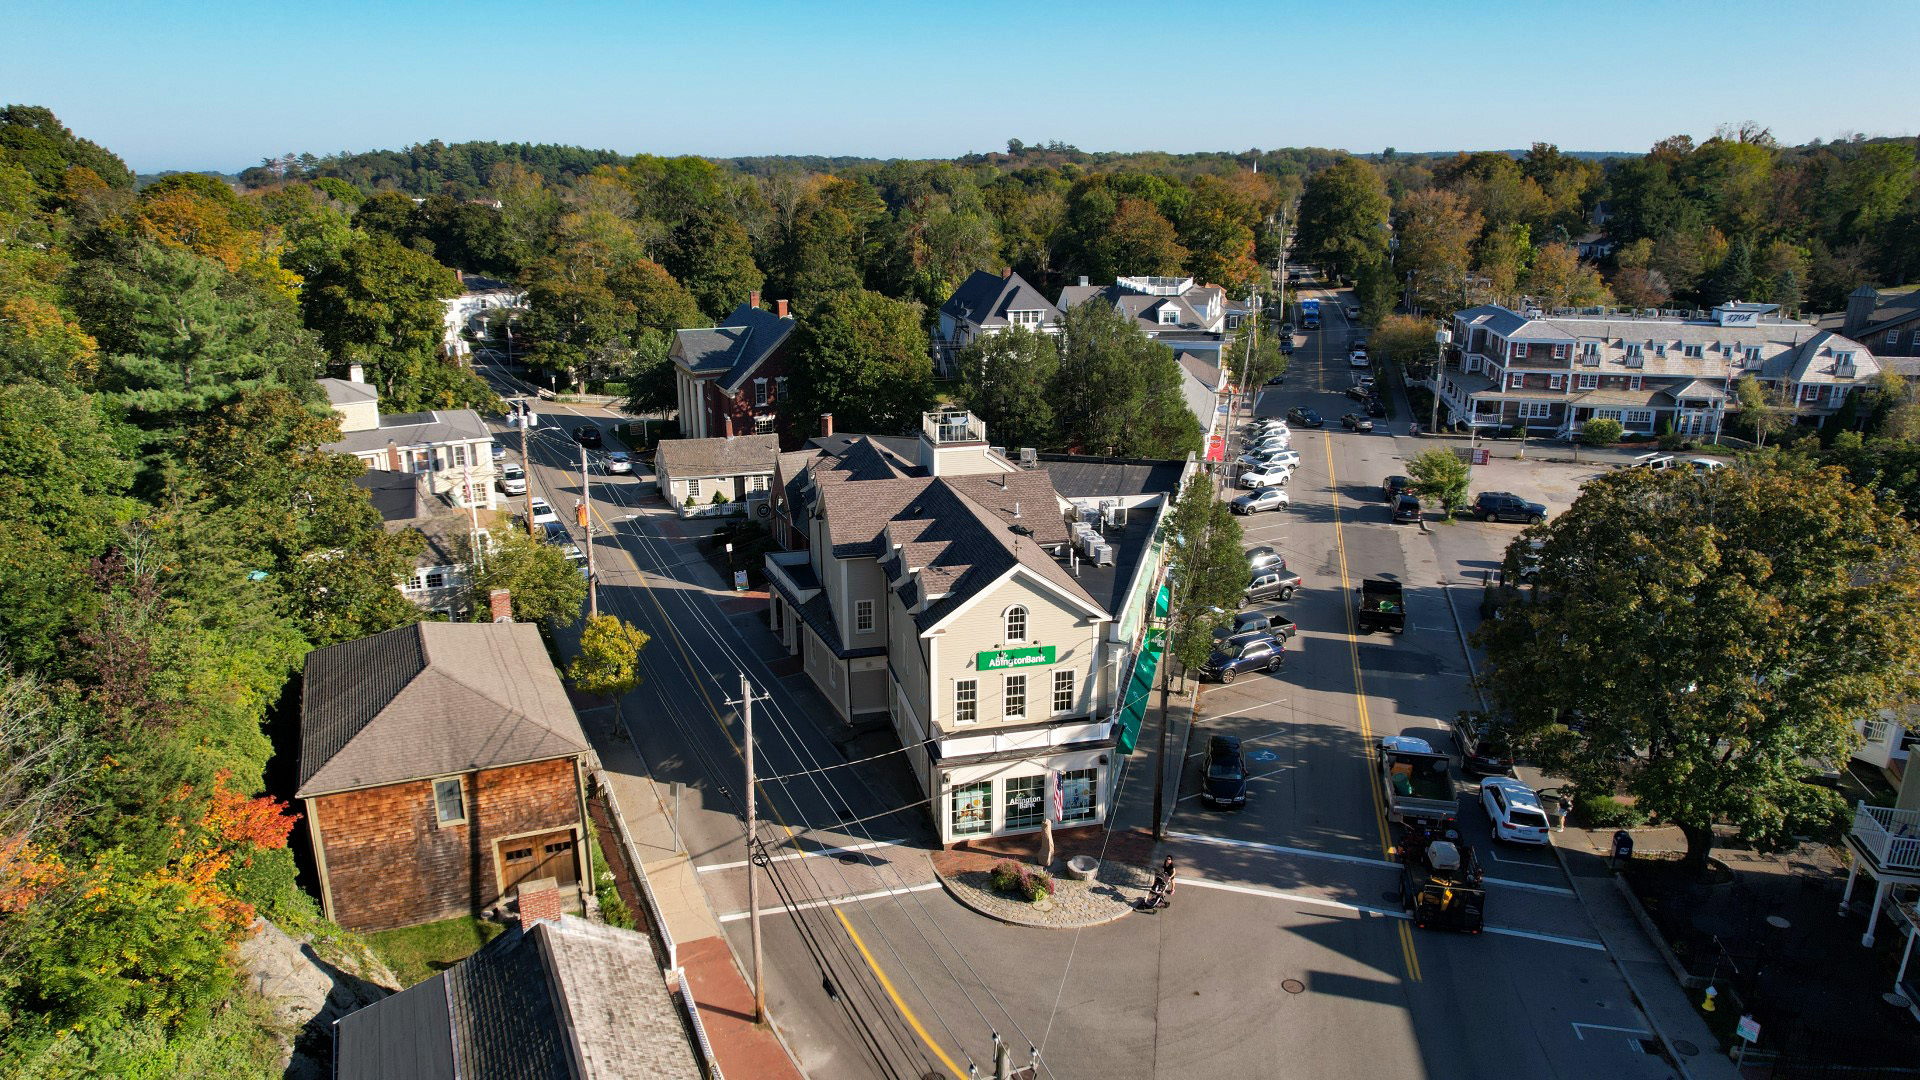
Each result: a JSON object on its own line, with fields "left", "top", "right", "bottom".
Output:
{"left": 931, "top": 868, "right": 1143, "bottom": 930}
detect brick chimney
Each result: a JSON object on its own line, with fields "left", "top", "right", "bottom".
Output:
{"left": 820, "top": 413, "right": 833, "bottom": 438}
{"left": 749, "top": 289, "right": 761, "bottom": 310}
{"left": 348, "top": 362, "right": 365, "bottom": 383}
{"left": 386, "top": 442, "right": 402, "bottom": 470}
{"left": 1003, "top": 266, "right": 1012, "bottom": 278}
{"left": 515, "top": 877, "right": 563, "bottom": 927}
{"left": 776, "top": 298, "right": 789, "bottom": 318}
{"left": 489, "top": 588, "right": 512, "bottom": 622}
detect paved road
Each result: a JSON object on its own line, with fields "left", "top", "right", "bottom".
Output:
{"left": 474, "top": 321, "right": 1680, "bottom": 1080}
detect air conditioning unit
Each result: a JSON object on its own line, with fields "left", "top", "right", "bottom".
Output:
{"left": 1080, "top": 532, "right": 1102, "bottom": 557}
{"left": 1093, "top": 544, "right": 1115, "bottom": 566}
{"left": 1104, "top": 504, "right": 1128, "bottom": 527}
{"left": 1019, "top": 448, "right": 1038, "bottom": 468}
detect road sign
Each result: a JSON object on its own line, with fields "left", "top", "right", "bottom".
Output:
{"left": 733, "top": 570, "right": 748, "bottom": 591}
{"left": 1736, "top": 1015, "right": 1760, "bottom": 1043}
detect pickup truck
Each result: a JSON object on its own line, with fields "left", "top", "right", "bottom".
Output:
{"left": 1355, "top": 579, "right": 1405, "bottom": 634}
{"left": 1378, "top": 736, "right": 1458, "bottom": 829}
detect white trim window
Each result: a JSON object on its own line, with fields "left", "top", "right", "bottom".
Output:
{"left": 433, "top": 777, "right": 467, "bottom": 826}
{"left": 855, "top": 599, "right": 875, "bottom": 633}
{"left": 755, "top": 378, "right": 769, "bottom": 406}
{"left": 1889, "top": 330, "right": 1901, "bottom": 345}
{"left": 1008, "top": 310, "right": 1042, "bottom": 329}
{"left": 686, "top": 477, "right": 702, "bottom": 500}
{"left": 1059, "top": 768, "right": 1098, "bottom": 823}
{"left": 954, "top": 679, "right": 978, "bottom": 724}
{"left": 1580, "top": 342, "right": 1600, "bottom": 364}
{"left": 1625, "top": 344, "right": 1645, "bottom": 360}
{"left": 1577, "top": 374, "right": 1598, "bottom": 390}
{"left": 1158, "top": 306, "right": 1179, "bottom": 326}
{"left": 1624, "top": 409, "right": 1655, "bottom": 427}
{"left": 1510, "top": 342, "right": 1528, "bottom": 359}
{"left": 1628, "top": 376, "right": 1643, "bottom": 391}
{"left": 748, "top": 474, "right": 769, "bottom": 493}
{"left": 1004, "top": 674, "right": 1027, "bottom": 721}
{"left": 1910, "top": 331, "right": 1920, "bottom": 346}
{"left": 1743, "top": 346, "right": 1763, "bottom": 366}
{"left": 1053, "top": 670, "right": 1075, "bottom": 715}
{"left": 1683, "top": 344, "right": 1703, "bottom": 359}
{"left": 1548, "top": 374, "right": 1565, "bottom": 390}
{"left": 1509, "top": 373, "right": 1525, "bottom": 390}
{"left": 1552, "top": 344, "right": 1569, "bottom": 360}
{"left": 1003, "top": 775, "right": 1045, "bottom": 831}
{"left": 1519, "top": 402, "right": 1552, "bottom": 420}
{"left": 1004, "top": 605, "right": 1028, "bottom": 643}
{"left": 752, "top": 415, "right": 776, "bottom": 434}
{"left": 775, "top": 376, "right": 789, "bottom": 400}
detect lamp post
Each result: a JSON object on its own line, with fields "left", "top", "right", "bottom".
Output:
{"left": 1431, "top": 326, "right": 1451, "bottom": 435}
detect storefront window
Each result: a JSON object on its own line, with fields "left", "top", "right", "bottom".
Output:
{"left": 1004, "top": 775, "right": 1045, "bottom": 831}
{"left": 1060, "top": 769, "right": 1097, "bottom": 823}
{"left": 952, "top": 782, "right": 992, "bottom": 836}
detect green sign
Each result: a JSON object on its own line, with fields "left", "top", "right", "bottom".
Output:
{"left": 977, "top": 646, "right": 1057, "bottom": 671}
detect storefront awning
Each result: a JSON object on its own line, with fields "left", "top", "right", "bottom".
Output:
{"left": 1117, "top": 642, "right": 1161, "bottom": 754}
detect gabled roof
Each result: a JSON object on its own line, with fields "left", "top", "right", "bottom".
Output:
{"left": 940, "top": 269, "right": 1059, "bottom": 328}
{"left": 1819, "top": 286, "right": 1920, "bottom": 337}
{"left": 669, "top": 303, "right": 795, "bottom": 394}
{"left": 1057, "top": 282, "right": 1224, "bottom": 335}
{"left": 654, "top": 434, "right": 780, "bottom": 480}
{"left": 1773, "top": 331, "right": 1880, "bottom": 385}
{"left": 321, "top": 410, "right": 493, "bottom": 456}
{"left": 321, "top": 377, "right": 380, "bottom": 406}
{"left": 297, "top": 623, "right": 589, "bottom": 797}
{"left": 334, "top": 915, "right": 700, "bottom": 1080}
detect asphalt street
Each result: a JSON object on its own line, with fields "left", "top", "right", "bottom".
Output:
{"left": 474, "top": 304, "right": 1680, "bottom": 1080}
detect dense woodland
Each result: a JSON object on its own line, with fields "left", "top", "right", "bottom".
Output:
{"left": 1, "top": 104, "right": 1919, "bottom": 1074}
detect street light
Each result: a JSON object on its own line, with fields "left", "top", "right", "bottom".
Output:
{"left": 1430, "top": 326, "right": 1451, "bottom": 435}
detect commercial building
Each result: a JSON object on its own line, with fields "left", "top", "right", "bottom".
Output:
{"left": 668, "top": 293, "right": 793, "bottom": 440}
{"left": 1434, "top": 302, "right": 1880, "bottom": 439}
{"left": 765, "top": 410, "right": 1191, "bottom": 844}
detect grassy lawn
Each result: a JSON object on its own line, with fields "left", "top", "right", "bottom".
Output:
{"left": 368, "top": 916, "right": 505, "bottom": 988}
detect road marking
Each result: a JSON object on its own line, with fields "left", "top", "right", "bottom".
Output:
{"left": 1481, "top": 876, "right": 1577, "bottom": 897}
{"left": 1184, "top": 875, "right": 1609, "bottom": 952}
{"left": 1169, "top": 830, "right": 1399, "bottom": 870}
{"left": 832, "top": 907, "right": 967, "bottom": 1080}
{"left": 719, "top": 881, "right": 944, "bottom": 923}
{"left": 1202, "top": 698, "right": 1289, "bottom": 722}
{"left": 698, "top": 839, "right": 905, "bottom": 874}
{"left": 1485, "top": 926, "right": 1608, "bottom": 951}
{"left": 1572, "top": 1022, "right": 1652, "bottom": 1041}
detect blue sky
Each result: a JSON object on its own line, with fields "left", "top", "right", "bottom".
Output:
{"left": 7, "top": 0, "right": 1916, "bottom": 172}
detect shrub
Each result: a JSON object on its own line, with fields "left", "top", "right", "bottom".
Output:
{"left": 989, "top": 861, "right": 1023, "bottom": 893}
{"left": 1023, "top": 869, "right": 1054, "bottom": 903}
{"left": 1581, "top": 417, "right": 1624, "bottom": 446}
{"left": 710, "top": 490, "right": 730, "bottom": 505}
{"left": 1575, "top": 792, "right": 1647, "bottom": 829}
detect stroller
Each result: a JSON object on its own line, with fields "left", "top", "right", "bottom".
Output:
{"left": 1136, "top": 857, "right": 1177, "bottom": 911}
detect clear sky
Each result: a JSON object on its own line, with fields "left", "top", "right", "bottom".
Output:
{"left": 7, "top": 0, "right": 1916, "bottom": 173}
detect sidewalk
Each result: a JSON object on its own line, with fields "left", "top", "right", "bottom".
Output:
{"left": 1554, "top": 826, "right": 1745, "bottom": 1079}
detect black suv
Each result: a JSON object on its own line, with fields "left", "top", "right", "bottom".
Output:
{"left": 1471, "top": 492, "right": 1548, "bottom": 524}
{"left": 1202, "top": 735, "right": 1248, "bottom": 807}
{"left": 1382, "top": 474, "right": 1413, "bottom": 501}
{"left": 573, "top": 425, "right": 603, "bottom": 448}
{"left": 1286, "top": 407, "right": 1325, "bottom": 428}
{"left": 1392, "top": 493, "right": 1422, "bottom": 523}
{"left": 1450, "top": 712, "right": 1516, "bottom": 777}
{"left": 1201, "top": 632, "right": 1284, "bottom": 684}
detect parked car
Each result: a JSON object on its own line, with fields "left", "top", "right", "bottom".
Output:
{"left": 490, "top": 442, "right": 506, "bottom": 463}
{"left": 1382, "top": 474, "right": 1413, "bottom": 500}
{"left": 1392, "top": 493, "right": 1422, "bottom": 523}
{"left": 1341, "top": 413, "right": 1374, "bottom": 432}
{"left": 1201, "top": 632, "right": 1284, "bottom": 684}
{"left": 1688, "top": 457, "right": 1725, "bottom": 474}
{"left": 1213, "top": 609, "right": 1298, "bottom": 642}
{"left": 1265, "top": 374, "right": 1286, "bottom": 386}
{"left": 1202, "top": 735, "right": 1249, "bottom": 807}
{"left": 1240, "top": 465, "right": 1294, "bottom": 489}
{"left": 1631, "top": 452, "right": 1676, "bottom": 471}
{"left": 1353, "top": 373, "right": 1376, "bottom": 390}
{"left": 1349, "top": 348, "right": 1370, "bottom": 369}
{"left": 1245, "top": 568, "right": 1302, "bottom": 602}
{"left": 1249, "top": 438, "right": 1295, "bottom": 456}
{"left": 1232, "top": 488, "right": 1292, "bottom": 515}
{"left": 573, "top": 425, "right": 603, "bottom": 448}
{"left": 1259, "top": 449, "right": 1302, "bottom": 471}
{"left": 1286, "top": 407, "right": 1325, "bottom": 428}
{"left": 1345, "top": 385, "right": 1374, "bottom": 404}
{"left": 1247, "top": 420, "right": 1291, "bottom": 440}
{"left": 606, "top": 451, "right": 633, "bottom": 475}
{"left": 498, "top": 463, "right": 527, "bottom": 495}
{"left": 540, "top": 520, "right": 571, "bottom": 544}
{"left": 1245, "top": 546, "right": 1285, "bottom": 572}
{"left": 529, "top": 496, "right": 559, "bottom": 524}
{"left": 1450, "top": 712, "right": 1516, "bottom": 777}
{"left": 1345, "top": 304, "right": 1360, "bottom": 320}
{"left": 1366, "top": 397, "right": 1387, "bottom": 418}
{"left": 561, "top": 543, "right": 588, "bottom": 576}
{"left": 1278, "top": 322, "right": 1295, "bottom": 337}
{"left": 1471, "top": 492, "right": 1548, "bottom": 524}
{"left": 1280, "top": 341, "right": 1295, "bottom": 355}
{"left": 1481, "top": 778, "right": 1552, "bottom": 845}
{"left": 1238, "top": 450, "right": 1288, "bottom": 470}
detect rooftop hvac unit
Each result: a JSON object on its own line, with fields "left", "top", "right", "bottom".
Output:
{"left": 1077, "top": 505, "right": 1101, "bottom": 526}
{"left": 1019, "top": 448, "right": 1038, "bottom": 468}
{"left": 1103, "top": 504, "right": 1128, "bottom": 527}
{"left": 1093, "top": 544, "right": 1115, "bottom": 566}
{"left": 1081, "top": 532, "right": 1102, "bottom": 557}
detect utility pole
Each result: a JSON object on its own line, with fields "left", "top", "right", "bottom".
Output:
{"left": 518, "top": 397, "right": 535, "bottom": 535}
{"left": 1151, "top": 576, "right": 1175, "bottom": 843}
{"left": 726, "top": 675, "right": 773, "bottom": 1024}
{"left": 579, "top": 443, "right": 596, "bottom": 619}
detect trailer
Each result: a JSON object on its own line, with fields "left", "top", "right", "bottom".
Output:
{"left": 1378, "top": 736, "right": 1458, "bottom": 828}
{"left": 1356, "top": 579, "right": 1405, "bottom": 635}
{"left": 1400, "top": 831, "right": 1485, "bottom": 933}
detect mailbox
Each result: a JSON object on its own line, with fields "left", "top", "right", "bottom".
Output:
{"left": 1611, "top": 830, "right": 1635, "bottom": 864}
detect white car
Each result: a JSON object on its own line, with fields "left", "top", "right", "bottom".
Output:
{"left": 498, "top": 463, "right": 527, "bottom": 496}
{"left": 1245, "top": 428, "right": 1291, "bottom": 448}
{"left": 1249, "top": 435, "right": 1293, "bottom": 454}
{"left": 1259, "top": 449, "right": 1302, "bottom": 471}
{"left": 1345, "top": 304, "right": 1360, "bottom": 320}
{"left": 1241, "top": 465, "right": 1293, "bottom": 489}
{"left": 529, "top": 496, "right": 559, "bottom": 525}
{"left": 1231, "top": 488, "right": 1292, "bottom": 515}
{"left": 1481, "top": 777, "right": 1552, "bottom": 845}
{"left": 607, "top": 451, "right": 633, "bottom": 475}
{"left": 1349, "top": 348, "right": 1370, "bottom": 368}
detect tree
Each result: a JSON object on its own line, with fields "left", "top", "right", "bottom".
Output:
{"left": 1473, "top": 224, "right": 1532, "bottom": 306}
{"left": 1220, "top": 318, "right": 1287, "bottom": 390}
{"left": 1395, "top": 188, "right": 1482, "bottom": 314}
{"left": 1051, "top": 300, "right": 1201, "bottom": 457}
{"left": 1369, "top": 315, "right": 1441, "bottom": 381}
{"left": 1091, "top": 197, "right": 1187, "bottom": 280}
{"left": 955, "top": 327, "right": 1057, "bottom": 451}
{"left": 665, "top": 207, "right": 764, "bottom": 320}
{"left": 1294, "top": 158, "right": 1391, "bottom": 282}
{"left": 465, "top": 528, "right": 587, "bottom": 625}
{"left": 1162, "top": 477, "right": 1245, "bottom": 676}
{"left": 1732, "top": 374, "right": 1787, "bottom": 447}
{"left": 788, "top": 289, "right": 934, "bottom": 435}
{"left": 1476, "top": 461, "right": 1920, "bottom": 871}
{"left": 568, "top": 615, "right": 652, "bottom": 697}
{"left": 1404, "top": 448, "right": 1469, "bottom": 515}
{"left": 1580, "top": 417, "right": 1624, "bottom": 446}
{"left": 1524, "top": 243, "right": 1611, "bottom": 308}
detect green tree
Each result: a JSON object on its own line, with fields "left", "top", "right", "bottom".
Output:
{"left": 1369, "top": 315, "right": 1441, "bottom": 381}
{"left": 1580, "top": 417, "right": 1625, "bottom": 446}
{"left": 1473, "top": 224, "right": 1532, "bottom": 306}
{"left": 1091, "top": 197, "right": 1187, "bottom": 280}
{"left": 665, "top": 207, "right": 764, "bottom": 320}
{"left": 1221, "top": 318, "right": 1287, "bottom": 390}
{"left": 955, "top": 327, "right": 1058, "bottom": 451}
{"left": 568, "top": 614, "right": 652, "bottom": 697}
{"left": 1476, "top": 461, "right": 1920, "bottom": 870}
{"left": 1733, "top": 373, "right": 1787, "bottom": 448}
{"left": 466, "top": 527, "right": 588, "bottom": 625}
{"left": 1051, "top": 300, "right": 1201, "bottom": 457}
{"left": 1404, "top": 448, "right": 1469, "bottom": 515}
{"left": 1294, "top": 158, "right": 1391, "bottom": 282}
{"left": 788, "top": 289, "right": 934, "bottom": 435}
{"left": 1162, "top": 476, "right": 1245, "bottom": 675}
{"left": 1395, "top": 188, "right": 1482, "bottom": 314}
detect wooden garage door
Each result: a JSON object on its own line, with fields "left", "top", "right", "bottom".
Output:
{"left": 498, "top": 830, "right": 580, "bottom": 893}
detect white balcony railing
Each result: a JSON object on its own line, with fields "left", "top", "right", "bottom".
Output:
{"left": 1851, "top": 802, "right": 1920, "bottom": 874}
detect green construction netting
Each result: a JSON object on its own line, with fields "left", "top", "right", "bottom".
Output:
{"left": 1117, "top": 643, "right": 1161, "bottom": 754}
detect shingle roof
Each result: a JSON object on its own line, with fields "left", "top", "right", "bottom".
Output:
{"left": 1818, "top": 286, "right": 1920, "bottom": 337}
{"left": 334, "top": 915, "right": 700, "bottom": 1080}
{"left": 297, "top": 623, "right": 589, "bottom": 797}
{"left": 669, "top": 303, "right": 795, "bottom": 393}
{"left": 321, "top": 377, "right": 380, "bottom": 406}
{"left": 654, "top": 434, "right": 780, "bottom": 480}
{"left": 1057, "top": 282, "right": 1225, "bottom": 335}
{"left": 1037, "top": 455, "right": 1187, "bottom": 499}
{"left": 322, "top": 410, "right": 493, "bottom": 455}
{"left": 940, "top": 269, "right": 1059, "bottom": 328}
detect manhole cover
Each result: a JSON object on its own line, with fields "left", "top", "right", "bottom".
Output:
{"left": 1672, "top": 1039, "right": 1699, "bottom": 1057}
{"left": 1281, "top": 979, "right": 1306, "bottom": 995}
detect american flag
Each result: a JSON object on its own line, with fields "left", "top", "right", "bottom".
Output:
{"left": 1051, "top": 771, "right": 1064, "bottom": 822}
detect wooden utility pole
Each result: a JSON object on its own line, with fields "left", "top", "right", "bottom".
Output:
{"left": 518, "top": 397, "right": 535, "bottom": 535}
{"left": 727, "top": 674, "right": 771, "bottom": 1024}
{"left": 579, "top": 443, "right": 596, "bottom": 619}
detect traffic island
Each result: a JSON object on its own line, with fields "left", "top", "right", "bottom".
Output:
{"left": 930, "top": 828, "right": 1159, "bottom": 929}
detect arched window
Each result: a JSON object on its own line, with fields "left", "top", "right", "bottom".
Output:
{"left": 1004, "top": 605, "right": 1028, "bottom": 643}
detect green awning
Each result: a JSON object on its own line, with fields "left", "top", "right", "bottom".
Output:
{"left": 1117, "top": 643, "right": 1161, "bottom": 754}
{"left": 1154, "top": 583, "right": 1170, "bottom": 619}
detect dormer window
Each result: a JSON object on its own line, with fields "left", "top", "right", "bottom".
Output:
{"left": 1836, "top": 351, "right": 1857, "bottom": 377}
{"left": 1742, "top": 346, "right": 1763, "bottom": 366}
{"left": 1653, "top": 343, "right": 1667, "bottom": 358}
{"left": 1683, "top": 345, "right": 1703, "bottom": 359}
{"left": 1159, "top": 306, "right": 1179, "bottom": 326}
{"left": 1008, "top": 309, "right": 1042, "bottom": 328}
{"left": 1004, "top": 605, "right": 1028, "bottom": 643}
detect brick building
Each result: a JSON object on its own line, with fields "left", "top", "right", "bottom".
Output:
{"left": 668, "top": 293, "right": 794, "bottom": 441}
{"left": 296, "top": 621, "right": 594, "bottom": 932}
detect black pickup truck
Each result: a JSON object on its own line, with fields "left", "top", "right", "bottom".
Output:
{"left": 1356, "top": 579, "right": 1405, "bottom": 634}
